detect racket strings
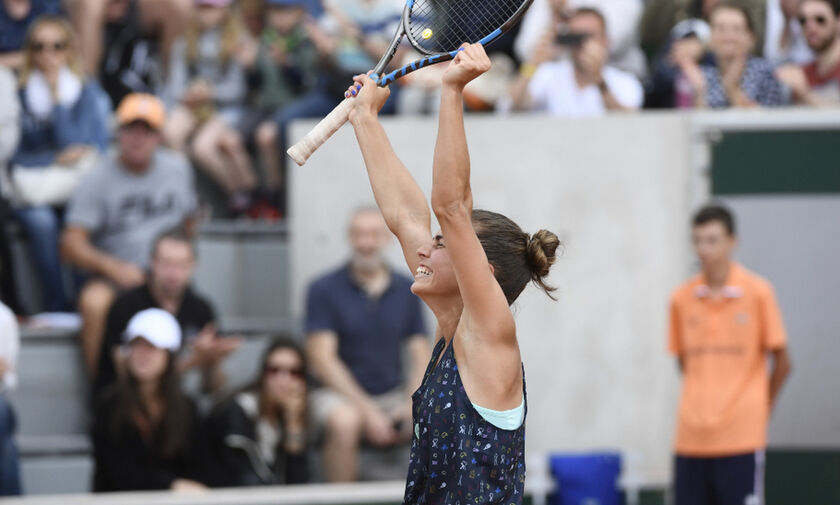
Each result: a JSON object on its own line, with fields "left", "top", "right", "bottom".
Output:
{"left": 407, "top": 0, "right": 525, "bottom": 54}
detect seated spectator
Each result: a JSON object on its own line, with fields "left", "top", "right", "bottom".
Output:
{"left": 645, "top": 19, "right": 714, "bottom": 108}
{"left": 206, "top": 337, "right": 310, "bottom": 486}
{"left": 0, "top": 0, "right": 62, "bottom": 70}
{"left": 94, "top": 228, "right": 239, "bottom": 399}
{"left": 515, "top": 0, "right": 647, "bottom": 78}
{"left": 776, "top": 0, "right": 840, "bottom": 106}
{"left": 61, "top": 93, "right": 198, "bottom": 377}
{"left": 92, "top": 308, "right": 212, "bottom": 491}
{"left": 765, "top": 0, "right": 813, "bottom": 65}
{"left": 679, "top": 2, "right": 786, "bottom": 108}
{"left": 9, "top": 16, "right": 109, "bottom": 313}
{"left": 243, "top": 0, "right": 331, "bottom": 217}
{"left": 0, "top": 300, "right": 21, "bottom": 496}
{"left": 0, "top": 66, "right": 23, "bottom": 314}
{"left": 639, "top": 0, "right": 766, "bottom": 63}
{"left": 70, "top": 0, "right": 192, "bottom": 106}
{"left": 507, "top": 7, "right": 644, "bottom": 116}
{"left": 305, "top": 208, "right": 429, "bottom": 482}
{"left": 164, "top": 0, "right": 259, "bottom": 217}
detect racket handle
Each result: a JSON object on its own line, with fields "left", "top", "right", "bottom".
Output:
{"left": 286, "top": 97, "right": 354, "bottom": 166}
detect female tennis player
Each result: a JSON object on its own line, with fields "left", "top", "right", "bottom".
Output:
{"left": 346, "top": 43, "right": 559, "bottom": 505}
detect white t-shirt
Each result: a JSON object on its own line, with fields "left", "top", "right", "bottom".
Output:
{"left": 527, "top": 59, "right": 643, "bottom": 117}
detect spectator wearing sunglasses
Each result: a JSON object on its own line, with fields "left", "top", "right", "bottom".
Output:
{"left": 776, "top": 0, "right": 840, "bottom": 105}
{"left": 205, "top": 337, "right": 310, "bottom": 486}
{"left": 0, "top": 0, "right": 62, "bottom": 70}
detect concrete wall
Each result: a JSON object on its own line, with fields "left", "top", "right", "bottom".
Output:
{"left": 289, "top": 113, "right": 696, "bottom": 483}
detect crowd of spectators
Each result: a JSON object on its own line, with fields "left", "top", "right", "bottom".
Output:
{"left": 0, "top": 0, "right": 835, "bottom": 497}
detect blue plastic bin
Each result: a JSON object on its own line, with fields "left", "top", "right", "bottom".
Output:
{"left": 549, "top": 452, "right": 622, "bottom": 505}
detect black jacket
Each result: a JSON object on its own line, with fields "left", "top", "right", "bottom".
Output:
{"left": 205, "top": 392, "right": 310, "bottom": 487}
{"left": 91, "top": 387, "right": 214, "bottom": 492}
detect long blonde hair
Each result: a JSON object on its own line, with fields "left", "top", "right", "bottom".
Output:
{"left": 185, "top": 5, "right": 244, "bottom": 66}
{"left": 18, "top": 15, "right": 84, "bottom": 87}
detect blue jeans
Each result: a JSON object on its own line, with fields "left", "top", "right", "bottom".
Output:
{"left": 14, "top": 206, "right": 67, "bottom": 312}
{"left": 0, "top": 396, "right": 22, "bottom": 495}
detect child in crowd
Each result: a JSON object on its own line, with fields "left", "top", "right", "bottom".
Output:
{"left": 164, "top": 0, "right": 259, "bottom": 217}
{"left": 244, "top": 0, "right": 332, "bottom": 217}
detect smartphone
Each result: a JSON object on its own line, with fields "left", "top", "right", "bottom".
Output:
{"left": 556, "top": 31, "right": 590, "bottom": 47}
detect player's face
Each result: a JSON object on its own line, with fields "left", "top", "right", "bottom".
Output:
{"left": 799, "top": 1, "right": 837, "bottom": 53}
{"left": 126, "top": 338, "right": 169, "bottom": 383}
{"left": 692, "top": 221, "right": 735, "bottom": 270}
{"left": 411, "top": 232, "right": 460, "bottom": 300}
{"left": 263, "top": 348, "right": 305, "bottom": 406}
{"left": 151, "top": 239, "right": 195, "bottom": 299}
{"left": 348, "top": 210, "right": 390, "bottom": 271}
{"left": 709, "top": 7, "right": 754, "bottom": 60}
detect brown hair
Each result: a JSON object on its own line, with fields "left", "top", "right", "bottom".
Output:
{"left": 18, "top": 15, "right": 84, "bottom": 87}
{"left": 709, "top": 2, "right": 756, "bottom": 34}
{"left": 114, "top": 352, "right": 190, "bottom": 458}
{"left": 471, "top": 210, "right": 560, "bottom": 305}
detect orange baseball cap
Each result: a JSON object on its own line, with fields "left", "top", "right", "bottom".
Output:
{"left": 115, "top": 93, "right": 166, "bottom": 130}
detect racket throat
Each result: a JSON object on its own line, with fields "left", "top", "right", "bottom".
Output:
{"left": 372, "top": 32, "right": 405, "bottom": 84}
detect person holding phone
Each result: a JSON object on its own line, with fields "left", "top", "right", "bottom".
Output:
{"left": 506, "top": 6, "right": 643, "bottom": 116}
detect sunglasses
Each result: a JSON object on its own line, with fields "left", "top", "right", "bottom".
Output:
{"left": 266, "top": 365, "right": 304, "bottom": 378}
{"left": 798, "top": 15, "right": 828, "bottom": 26}
{"left": 32, "top": 41, "right": 68, "bottom": 53}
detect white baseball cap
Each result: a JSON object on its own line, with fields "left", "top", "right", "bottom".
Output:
{"left": 123, "top": 308, "right": 182, "bottom": 351}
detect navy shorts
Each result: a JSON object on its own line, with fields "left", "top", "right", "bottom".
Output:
{"left": 674, "top": 451, "right": 765, "bottom": 505}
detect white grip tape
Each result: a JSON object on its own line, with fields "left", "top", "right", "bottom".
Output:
{"left": 286, "top": 97, "right": 354, "bottom": 166}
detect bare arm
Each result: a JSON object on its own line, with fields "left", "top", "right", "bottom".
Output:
{"left": 431, "top": 44, "right": 514, "bottom": 342}
{"left": 61, "top": 227, "right": 123, "bottom": 278}
{"left": 347, "top": 75, "right": 431, "bottom": 274}
{"left": 306, "top": 331, "right": 377, "bottom": 411}
{"left": 769, "top": 347, "right": 792, "bottom": 412}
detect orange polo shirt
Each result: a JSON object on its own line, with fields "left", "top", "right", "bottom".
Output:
{"left": 669, "top": 263, "right": 787, "bottom": 457}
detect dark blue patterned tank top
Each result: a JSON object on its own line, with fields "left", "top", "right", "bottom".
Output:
{"left": 403, "top": 338, "right": 527, "bottom": 505}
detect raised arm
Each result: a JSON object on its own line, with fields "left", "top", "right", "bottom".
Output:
{"left": 347, "top": 75, "right": 431, "bottom": 274}
{"left": 431, "top": 44, "right": 515, "bottom": 342}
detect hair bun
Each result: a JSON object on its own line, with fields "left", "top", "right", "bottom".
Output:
{"left": 526, "top": 230, "right": 560, "bottom": 293}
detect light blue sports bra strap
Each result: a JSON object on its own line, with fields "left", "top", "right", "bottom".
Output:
{"left": 472, "top": 398, "right": 526, "bottom": 431}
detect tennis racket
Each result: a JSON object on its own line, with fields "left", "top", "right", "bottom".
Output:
{"left": 286, "top": 0, "right": 533, "bottom": 166}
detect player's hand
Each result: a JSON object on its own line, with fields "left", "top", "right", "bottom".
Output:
{"left": 442, "top": 43, "right": 491, "bottom": 89}
{"left": 346, "top": 72, "right": 391, "bottom": 124}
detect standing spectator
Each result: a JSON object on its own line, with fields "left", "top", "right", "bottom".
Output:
{"left": 0, "top": 300, "right": 21, "bottom": 496}
{"left": 93, "top": 228, "right": 239, "bottom": 399}
{"left": 243, "top": 0, "right": 330, "bottom": 217}
{"left": 0, "top": 0, "right": 62, "bottom": 70}
{"left": 92, "top": 308, "right": 212, "bottom": 491}
{"left": 507, "top": 7, "right": 643, "bottom": 116}
{"left": 164, "top": 0, "right": 259, "bottom": 217}
{"left": 9, "top": 16, "right": 109, "bottom": 313}
{"left": 71, "top": 0, "right": 192, "bottom": 107}
{"left": 640, "top": 0, "right": 766, "bottom": 62}
{"left": 669, "top": 204, "right": 792, "bottom": 505}
{"left": 515, "top": 0, "right": 647, "bottom": 78}
{"left": 679, "top": 2, "right": 786, "bottom": 108}
{"left": 0, "top": 66, "right": 23, "bottom": 314}
{"left": 764, "top": 0, "right": 813, "bottom": 66}
{"left": 61, "top": 93, "right": 198, "bottom": 377}
{"left": 305, "top": 208, "right": 429, "bottom": 482}
{"left": 776, "top": 0, "right": 840, "bottom": 105}
{"left": 206, "top": 337, "right": 310, "bottom": 486}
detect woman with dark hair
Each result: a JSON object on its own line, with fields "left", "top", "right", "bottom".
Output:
{"left": 345, "top": 43, "right": 559, "bottom": 505}
{"left": 206, "top": 336, "right": 310, "bottom": 486}
{"left": 91, "top": 308, "right": 210, "bottom": 492}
